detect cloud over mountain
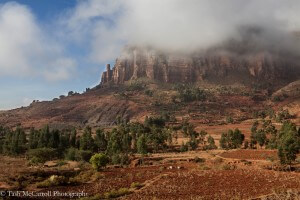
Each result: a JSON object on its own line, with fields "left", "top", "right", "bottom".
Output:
{"left": 61, "top": 0, "right": 300, "bottom": 62}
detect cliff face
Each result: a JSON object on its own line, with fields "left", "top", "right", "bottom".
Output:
{"left": 100, "top": 46, "right": 300, "bottom": 87}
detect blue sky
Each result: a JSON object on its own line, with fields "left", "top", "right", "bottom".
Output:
{"left": 0, "top": 0, "right": 112, "bottom": 110}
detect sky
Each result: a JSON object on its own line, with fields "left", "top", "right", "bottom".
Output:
{"left": 0, "top": 0, "right": 300, "bottom": 110}
{"left": 0, "top": 0, "right": 107, "bottom": 110}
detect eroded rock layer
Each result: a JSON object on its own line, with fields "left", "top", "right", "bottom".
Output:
{"left": 101, "top": 46, "right": 300, "bottom": 87}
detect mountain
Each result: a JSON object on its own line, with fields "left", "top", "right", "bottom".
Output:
{"left": 100, "top": 44, "right": 300, "bottom": 89}
{"left": 0, "top": 42, "right": 300, "bottom": 129}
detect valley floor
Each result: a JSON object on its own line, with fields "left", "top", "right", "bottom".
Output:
{"left": 1, "top": 149, "right": 300, "bottom": 200}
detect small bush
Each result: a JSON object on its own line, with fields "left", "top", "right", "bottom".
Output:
{"left": 198, "top": 164, "right": 210, "bottom": 170}
{"left": 90, "top": 153, "right": 109, "bottom": 171}
{"left": 79, "top": 150, "right": 93, "bottom": 162}
{"left": 111, "top": 154, "right": 121, "bottom": 165}
{"left": 221, "top": 164, "right": 236, "bottom": 170}
{"left": 57, "top": 160, "right": 67, "bottom": 166}
{"left": 27, "top": 148, "right": 58, "bottom": 164}
{"left": 80, "top": 194, "right": 102, "bottom": 200}
{"left": 37, "top": 175, "right": 69, "bottom": 188}
{"left": 110, "top": 153, "right": 130, "bottom": 165}
{"left": 130, "top": 182, "right": 144, "bottom": 189}
{"left": 69, "top": 170, "right": 95, "bottom": 183}
{"left": 211, "top": 157, "right": 223, "bottom": 164}
{"left": 104, "top": 188, "right": 131, "bottom": 199}
{"left": 127, "top": 80, "right": 146, "bottom": 91}
{"left": 226, "top": 116, "right": 234, "bottom": 124}
{"left": 65, "top": 148, "right": 78, "bottom": 161}
{"left": 65, "top": 148, "right": 93, "bottom": 162}
{"left": 145, "top": 89, "right": 153, "bottom": 97}
{"left": 180, "top": 142, "right": 188, "bottom": 152}
{"left": 194, "top": 156, "right": 205, "bottom": 163}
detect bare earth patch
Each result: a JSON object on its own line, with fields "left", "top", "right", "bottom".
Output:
{"left": 220, "top": 149, "right": 278, "bottom": 160}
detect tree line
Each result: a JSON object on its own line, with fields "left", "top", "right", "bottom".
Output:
{"left": 0, "top": 117, "right": 299, "bottom": 166}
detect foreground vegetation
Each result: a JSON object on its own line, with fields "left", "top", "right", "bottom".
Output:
{"left": 0, "top": 113, "right": 299, "bottom": 168}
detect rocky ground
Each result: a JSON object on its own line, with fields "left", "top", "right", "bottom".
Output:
{"left": 0, "top": 149, "right": 300, "bottom": 200}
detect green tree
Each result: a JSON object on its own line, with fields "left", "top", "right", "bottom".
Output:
{"left": 80, "top": 127, "right": 94, "bottom": 151}
{"left": 121, "top": 133, "right": 131, "bottom": 153}
{"left": 198, "top": 130, "right": 207, "bottom": 148}
{"left": 277, "top": 122, "right": 300, "bottom": 165}
{"left": 219, "top": 132, "right": 228, "bottom": 149}
{"left": 106, "top": 131, "right": 122, "bottom": 155}
{"left": 48, "top": 130, "right": 60, "bottom": 148}
{"left": 206, "top": 135, "right": 217, "bottom": 150}
{"left": 255, "top": 130, "right": 266, "bottom": 148}
{"left": 11, "top": 127, "right": 27, "bottom": 154}
{"left": 69, "top": 129, "right": 77, "bottom": 148}
{"left": 59, "top": 133, "right": 70, "bottom": 153}
{"left": 95, "top": 129, "right": 107, "bottom": 152}
{"left": 137, "top": 135, "right": 147, "bottom": 154}
{"left": 38, "top": 125, "right": 50, "bottom": 148}
{"left": 220, "top": 129, "right": 244, "bottom": 149}
{"left": 28, "top": 128, "right": 37, "bottom": 149}
{"left": 231, "top": 129, "right": 245, "bottom": 148}
{"left": 187, "top": 136, "right": 198, "bottom": 150}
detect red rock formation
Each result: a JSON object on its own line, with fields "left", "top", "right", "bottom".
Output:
{"left": 100, "top": 46, "right": 300, "bottom": 86}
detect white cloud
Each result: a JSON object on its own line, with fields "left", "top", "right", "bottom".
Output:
{"left": 60, "top": 0, "right": 300, "bottom": 63}
{"left": 0, "top": 2, "right": 76, "bottom": 81}
{"left": 2, "top": 0, "right": 300, "bottom": 80}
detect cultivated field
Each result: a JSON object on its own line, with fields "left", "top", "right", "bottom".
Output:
{"left": 1, "top": 149, "right": 300, "bottom": 200}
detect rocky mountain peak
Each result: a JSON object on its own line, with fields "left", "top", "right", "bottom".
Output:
{"left": 100, "top": 44, "right": 300, "bottom": 88}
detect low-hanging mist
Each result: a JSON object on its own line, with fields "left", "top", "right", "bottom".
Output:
{"left": 64, "top": 0, "right": 300, "bottom": 62}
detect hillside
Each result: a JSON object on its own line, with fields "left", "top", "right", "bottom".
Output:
{"left": 0, "top": 43, "right": 299, "bottom": 129}
{"left": 0, "top": 79, "right": 298, "bottom": 129}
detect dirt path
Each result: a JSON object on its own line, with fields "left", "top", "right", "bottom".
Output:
{"left": 128, "top": 172, "right": 170, "bottom": 194}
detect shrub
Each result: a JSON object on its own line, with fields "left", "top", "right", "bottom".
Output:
{"left": 65, "top": 148, "right": 78, "bottom": 161}
{"left": 111, "top": 154, "right": 121, "bottom": 165}
{"left": 272, "top": 95, "right": 283, "bottom": 102}
{"left": 180, "top": 142, "right": 188, "bottom": 152}
{"left": 78, "top": 150, "right": 93, "bottom": 162}
{"left": 226, "top": 116, "right": 233, "bottom": 124}
{"left": 37, "top": 175, "right": 69, "bottom": 188}
{"left": 27, "top": 148, "right": 58, "bottom": 164}
{"left": 90, "top": 153, "right": 109, "bottom": 170}
{"left": 145, "top": 89, "right": 153, "bottom": 97}
{"left": 212, "top": 157, "right": 223, "bottom": 164}
{"left": 119, "top": 153, "right": 130, "bottom": 165}
{"left": 130, "top": 182, "right": 144, "bottom": 189}
{"left": 69, "top": 170, "right": 95, "bottom": 183}
{"left": 104, "top": 188, "right": 131, "bottom": 199}
{"left": 198, "top": 164, "right": 210, "bottom": 170}
{"left": 127, "top": 80, "right": 146, "bottom": 91}
{"left": 221, "top": 164, "right": 236, "bottom": 170}
{"left": 194, "top": 156, "right": 205, "bottom": 163}
{"left": 65, "top": 148, "right": 93, "bottom": 162}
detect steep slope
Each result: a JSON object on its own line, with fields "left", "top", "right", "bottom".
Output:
{"left": 272, "top": 80, "right": 300, "bottom": 123}
{"left": 0, "top": 87, "right": 147, "bottom": 129}
{"left": 0, "top": 79, "right": 298, "bottom": 129}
